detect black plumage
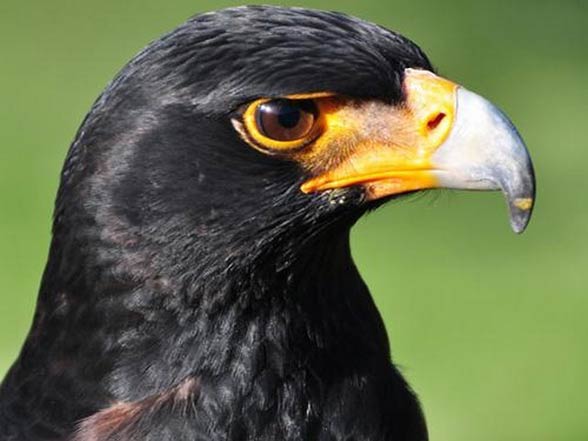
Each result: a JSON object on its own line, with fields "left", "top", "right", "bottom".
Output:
{"left": 1, "top": 6, "right": 438, "bottom": 440}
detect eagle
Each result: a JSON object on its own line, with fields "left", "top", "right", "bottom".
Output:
{"left": 0, "top": 6, "right": 534, "bottom": 441}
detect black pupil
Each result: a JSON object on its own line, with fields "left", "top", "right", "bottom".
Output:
{"left": 276, "top": 101, "right": 302, "bottom": 128}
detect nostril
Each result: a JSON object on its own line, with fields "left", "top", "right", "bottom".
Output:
{"left": 427, "top": 112, "right": 446, "bottom": 131}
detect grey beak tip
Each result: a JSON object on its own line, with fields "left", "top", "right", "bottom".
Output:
{"left": 511, "top": 217, "right": 528, "bottom": 234}
{"left": 508, "top": 197, "right": 535, "bottom": 234}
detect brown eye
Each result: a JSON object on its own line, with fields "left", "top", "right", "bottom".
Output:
{"left": 255, "top": 99, "right": 318, "bottom": 142}
{"left": 237, "top": 95, "right": 328, "bottom": 153}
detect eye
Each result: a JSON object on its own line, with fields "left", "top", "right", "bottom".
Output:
{"left": 256, "top": 99, "right": 317, "bottom": 142}
{"left": 238, "top": 97, "right": 323, "bottom": 153}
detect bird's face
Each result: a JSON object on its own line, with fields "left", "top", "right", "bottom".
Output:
{"left": 77, "top": 7, "right": 534, "bottom": 267}
{"left": 231, "top": 67, "right": 534, "bottom": 233}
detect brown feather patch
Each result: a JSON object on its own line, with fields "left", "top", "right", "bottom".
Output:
{"left": 72, "top": 376, "right": 200, "bottom": 441}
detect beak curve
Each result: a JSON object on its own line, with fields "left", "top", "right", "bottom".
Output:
{"left": 432, "top": 87, "right": 535, "bottom": 233}
{"left": 301, "top": 68, "right": 536, "bottom": 233}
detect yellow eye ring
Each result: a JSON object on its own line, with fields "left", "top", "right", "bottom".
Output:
{"left": 238, "top": 94, "right": 331, "bottom": 154}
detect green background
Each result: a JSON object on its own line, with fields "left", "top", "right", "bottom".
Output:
{"left": 0, "top": 0, "right": 586, "bottom": 439}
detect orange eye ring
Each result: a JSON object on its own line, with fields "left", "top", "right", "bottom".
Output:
{"left": 238, "top": 95, "right": 328, "bottom": 153}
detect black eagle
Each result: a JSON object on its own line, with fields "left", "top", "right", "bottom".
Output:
{"left": 0, "top": 6, "right": 534, "bottom": 441}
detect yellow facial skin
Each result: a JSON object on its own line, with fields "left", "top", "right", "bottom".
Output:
{"left": 302, "top": 70, "right": 457, "bottom": 199}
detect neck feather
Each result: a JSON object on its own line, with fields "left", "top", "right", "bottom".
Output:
{"left": 17, "top": 226, "right": 390, "bottom": 406}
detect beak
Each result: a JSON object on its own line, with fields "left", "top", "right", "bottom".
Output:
{"left": 301, "top": 68, "right": 535, "bottom": 233}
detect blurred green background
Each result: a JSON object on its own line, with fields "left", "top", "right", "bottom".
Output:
{"left": 0, "top": 0, "right": 586, "bottom": 439}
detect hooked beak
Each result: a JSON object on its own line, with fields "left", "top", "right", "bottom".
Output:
{"left": 301, "top": 68, "right": 535, "bottom": 233}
